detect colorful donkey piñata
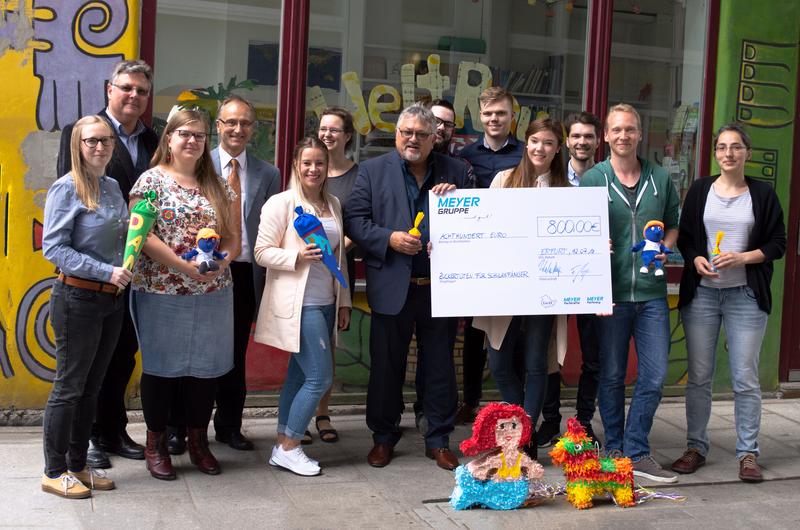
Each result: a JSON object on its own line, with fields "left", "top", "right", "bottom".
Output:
{"left": 549, "top": 418, "right": 636, "bottom": 509}
{"left": 450, "top": 403, "right": 543, "bottom": 510}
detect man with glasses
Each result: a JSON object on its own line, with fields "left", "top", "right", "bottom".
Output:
{"left": 345, "top": 103, "right": 469, "bottom": 470}
{"left": 412, "top": 99, "right": 474, "bottom": 435}
{"left": 454, "top": 86, "right": 525, "bottom": 424}
{"left": 209, "top": 95, "right": 280, "bottom": 450}
{"left": 56, "top": 59, "right": 159, "bottom": 468}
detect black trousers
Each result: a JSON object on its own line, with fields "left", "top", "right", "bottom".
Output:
{"left": 541, "top": 313, "right": 600, "bottom": 425}
{"left": 44, "top": 283, "right": 125, "bottom": 477}
{"left": 141, "top": 374, "right": 217, "bottom": 432}
{"left": 213, "top": 261, "right": 256, "bottom": 435}
{"left": 414, "top": 317, "right": 485, "bottom": 416}
{"left": 368, "top": 284, "right": 457, "bottom": 449}
{"left": 91, "top": 287, "right": 137, "bottom": 440}
{"left": 461, "top": 320, "right": 487, "bottom": 407}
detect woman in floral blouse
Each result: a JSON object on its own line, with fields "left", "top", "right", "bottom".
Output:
{"left": 129, "top": 109, "right": 239, "bottom": 480}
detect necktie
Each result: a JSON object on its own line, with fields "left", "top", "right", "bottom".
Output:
{"left": 228, "top": 158, "right": 243, "bottom": 235}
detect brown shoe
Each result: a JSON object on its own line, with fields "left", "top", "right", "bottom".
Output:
{"left": 145, "top": 430, "right": 176, "bottom": 481}
{"left": 69, "top": 467, "right": 115, "bottom": 490}
{"left": 671, "top": 448, "right": 706, "bottom": 474}
{"left": 41, "top": 473, "right": 91, "bottom": 499}
{"left": 738, "top": 454, "right": 763, "bottom": 483}
{"left": 367, "top": 443, "right": 393, "bottom": 467}
{"left": 187, "top": 427, "right": 221, "bottom": 475}
{"left": 425, "top": 447, "right": 459, "bottom": 471}
{"left": 454, "top": 403, "right": 478, "bottom": 425}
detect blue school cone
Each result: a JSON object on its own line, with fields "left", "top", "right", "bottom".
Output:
{"left": 293, "top": 206, "right": 348, "bottom": 289}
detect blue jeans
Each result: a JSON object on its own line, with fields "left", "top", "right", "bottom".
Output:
{"left": 681, "top": 285, "right": 767, "bottom": 459}
{"left": 277, "top": 304, "right": 335, "bottom": 440}
{"left": 597, "top": 298, "right": 669, "bottom": 460}
{"left": 487, "top": 315, "right": 553, "bottom": 428}
{"left": 43, "top": 282, "right": 125, "bottom": 477}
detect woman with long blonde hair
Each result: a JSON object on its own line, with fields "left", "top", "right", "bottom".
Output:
{"left": 254, "top": 136, "right": 351, "bottom": 476}
{"left": 42, "top": 115, "right": 132, "bottom": 498}
{"left": 129, "top": 109, "right": 240, "bottom": 480}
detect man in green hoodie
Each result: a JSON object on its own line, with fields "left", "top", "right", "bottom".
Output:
{"left": 580, "top": 104, "right": 680, "bottom": 483}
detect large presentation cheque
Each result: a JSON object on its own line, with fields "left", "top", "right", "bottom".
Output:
{"left": 430, "top": 187, "right": 613, "bottom": 317}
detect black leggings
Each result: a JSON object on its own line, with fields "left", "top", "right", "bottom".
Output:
{"left": 140, "top": 374, "right": 217, "bottom": 431}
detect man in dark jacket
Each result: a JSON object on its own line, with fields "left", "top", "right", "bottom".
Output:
{"left": 580, "top": 103, "right": 680, "bottom": 483}
{"left": 56, "top": 60, "right": 158, "bottom": 468}
{"left": 345, "top": 103, "right": 469, "bottom": 471}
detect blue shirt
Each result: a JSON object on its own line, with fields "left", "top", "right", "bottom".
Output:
{"left": 105, "top": 110, "right": 146, "bottom": 167}
{"left": 401, "top": 156, "right": 435, "bottom": 278}
{"left": 42, "top": 174, "right": 129, "bottom": 282}
{"left": 458, "top": 134, "right": 524, "bottom": 189}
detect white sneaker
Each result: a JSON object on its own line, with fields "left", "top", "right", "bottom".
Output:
{"left": 640, "top": 266, "right": 649, "bottom": 274}
{"left": 269, "top": 445, "right": 320, "bottom": 476}
{"left": 271, "top": 444, "right": 318, "bottom": 466}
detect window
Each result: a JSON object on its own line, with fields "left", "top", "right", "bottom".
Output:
{"left": 153, "top": 0, "right": 282, "bottom": 162}
{"left": 305, "top": 0, "right": 589, "bottom": 161}
{"left": 609, "top": 0, "right": 708, "bottom": 201}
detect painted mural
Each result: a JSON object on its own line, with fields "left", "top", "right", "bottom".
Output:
{"left": 0, "top": 0, "right": 140, "bottom": 408}
{"left": 705, "top": 0, "right": 799, "bottom": 391}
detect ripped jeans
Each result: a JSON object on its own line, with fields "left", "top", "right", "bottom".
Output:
{"left": 277, "top": 304, "right": 335, "bottom": 440}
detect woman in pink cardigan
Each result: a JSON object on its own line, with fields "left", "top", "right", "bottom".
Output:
{"left": 254, "top": 137, "right": 351, "bottom": 476}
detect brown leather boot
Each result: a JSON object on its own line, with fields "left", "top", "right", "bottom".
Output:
{"left": 187, "top": 427, "right": 220, "bottom": 475}
{"left": 145, "top": 430, "right": 177, "bottom": 481}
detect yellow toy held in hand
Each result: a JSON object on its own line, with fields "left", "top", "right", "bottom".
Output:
{"left": 710, "top": 231, "right": 725, "bottom": 272}
{"left": 409, "top": 212, "right": 425, "bottom": 238}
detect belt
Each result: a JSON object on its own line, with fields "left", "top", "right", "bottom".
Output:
{"left": 58, "top": 273, "right": 118, "bottom": 294}
{"left": 409, "top": 277, "right": 431, "bottom": 286}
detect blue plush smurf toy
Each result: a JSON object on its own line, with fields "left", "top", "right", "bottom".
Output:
{"left": 630, "top": 220, "right": 672, "bottom": 276}
{"left": 182, "top": 227, "right": 228, "bottom": 274}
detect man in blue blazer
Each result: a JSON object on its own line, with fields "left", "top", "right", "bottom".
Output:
{"left": 345, "top": 103, "right": 470, "bottom": 470}
{"left": 169, "top": 95, "right": 280, "bottom": 452}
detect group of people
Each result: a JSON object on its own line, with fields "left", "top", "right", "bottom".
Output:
{"left": 40, "top": 59, "right": 785, "bottom": 499}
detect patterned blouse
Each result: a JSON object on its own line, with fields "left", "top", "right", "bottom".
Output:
{"left": 130, "top": 167, "right": 234, "bottom": 295}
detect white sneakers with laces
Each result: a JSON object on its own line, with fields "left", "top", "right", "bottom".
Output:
{"left": 269, "top": 445, "right": 321, "bottom": 476}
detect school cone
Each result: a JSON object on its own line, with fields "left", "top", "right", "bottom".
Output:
{"left": 120, "top": 190, "right": 158, "bottom": 293}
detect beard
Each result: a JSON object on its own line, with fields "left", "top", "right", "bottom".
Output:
{"left": 402, "top": 147, "right": 422, "bottom": 162}
{"left": 569, "top": 147, "right": 594, "bottom": 161}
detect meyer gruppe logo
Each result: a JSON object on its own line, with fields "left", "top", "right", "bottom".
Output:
{"left": 437, "top": 195, "right": 480, "bottom": 215}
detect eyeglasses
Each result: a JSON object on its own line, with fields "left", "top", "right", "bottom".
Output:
{"left": 715, "top": 144, "right": 747, "bottom": 153}
{"left": 81, "top": 136, "right": 115, "bottom": 148}
{"left": 397, "top": 129, "right": 432, "bottom": 140}
{"left": 218, "top": 118, "right": 254, "bottom": 129}
{"left": 319, "top": 126, "right": 344, "bottom": 135}
{"left": 435, "top": 117, "right": 456, "bottom": 129}
{"left": 111, "top": 83, "right": 150, "bottom": 97}
{"left": 174, "top": 129, "right": 208, "bottom": 142}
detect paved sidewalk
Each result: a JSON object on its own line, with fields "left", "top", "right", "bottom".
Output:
{"left": 2, "top": 399, "right": 799, "bottom": 529}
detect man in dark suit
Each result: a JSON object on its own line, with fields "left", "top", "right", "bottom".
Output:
{"left": 56, "top": 60, "right": 159, "bottom": 467}
{"left": 345, "top": 103, "right": 469, "bottom": 470}
{"left": 210, "top": 95, "right": 280, "bottom": 449}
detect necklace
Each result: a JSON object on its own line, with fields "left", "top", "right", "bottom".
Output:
{"left": 308, "top": 199, "right": 327, "bottom": 217}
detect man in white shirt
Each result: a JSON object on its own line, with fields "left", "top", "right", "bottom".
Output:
{"left": 213, "top": 95, "right": 281, "bottom": 449}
